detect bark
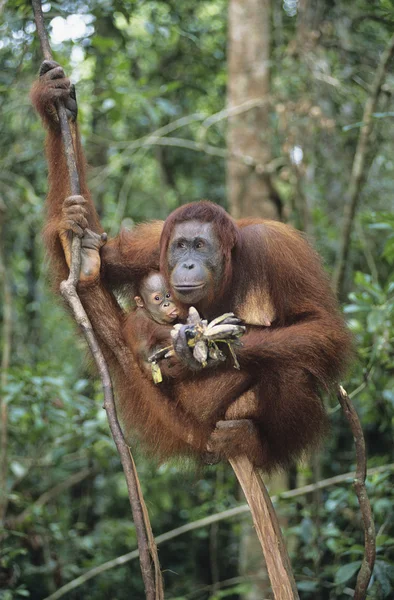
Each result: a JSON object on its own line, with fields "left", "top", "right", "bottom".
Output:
{"left": 337, "top": 387, "right": 376, "bottom": 600}
{"left": 238, "top": 471, "right": 292, "bottom": 600}
{"left": 231, "top": 456, "right": 299, "bottom": 600}
{"left": 227, "top": 0, "right": 280, "bottom": 219}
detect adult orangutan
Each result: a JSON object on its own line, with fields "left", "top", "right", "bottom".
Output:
{"left": 31, "top": 61, "right": 352, "bottom": 472}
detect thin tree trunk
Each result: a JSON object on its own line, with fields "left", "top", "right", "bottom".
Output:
{"left": 231, "top": 456, "right": 299, "bottom": 600}
{"left": 332, "top": 33, "right": 394, "bottom": 295}
{"left": 227, "top": 0, "right": 280, "bottom": 219}
{"left": 227, "top": 3, "right": 291, "bottom": 597}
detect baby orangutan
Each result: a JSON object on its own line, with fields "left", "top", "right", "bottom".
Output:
{"left": 124, "top": 271, "right": 180, "bottom": 382}
{"left": 134, "top": 271, "right": 179, "bottom": 326}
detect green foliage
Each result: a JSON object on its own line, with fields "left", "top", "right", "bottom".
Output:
{"left": 1, "top": 1, "right": 394, "bottom": 599}
{"left": 286, "top": 470, "right": 394, "bottom": 598}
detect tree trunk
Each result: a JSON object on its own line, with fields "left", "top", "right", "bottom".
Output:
{"left": 227, "top": 4, "right": 292, "bottom": 597}
{"left": 227, "top": 0, "right": 279, "bottom": 219}
{"left": 238, "top": 472, "right": 292, "bottom": 600}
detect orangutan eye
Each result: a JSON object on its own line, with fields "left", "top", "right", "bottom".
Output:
{"left": 177, "top": 241, "right": 186, "bottom": 249}
{"left": 154, "top": 295, "right": 160, "bottom": 301}
{"left": 165, "top": 293, "right": 171, "bottom": 299}
{"left": 196, "top": 241, "right": 204, "bottom": 249}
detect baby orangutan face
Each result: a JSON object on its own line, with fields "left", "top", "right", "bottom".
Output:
{"left": 135, "top": 272, "right": 179, "bottom": 325}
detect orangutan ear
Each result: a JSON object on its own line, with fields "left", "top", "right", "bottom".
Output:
{"left": 134, "top": 296, "right": 144, "bottom": 308}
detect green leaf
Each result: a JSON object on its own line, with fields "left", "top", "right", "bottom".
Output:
{"left": 343, "top": 304, "right": 370, "bottom": 313}
{"left": 297, "top": 580, "right": 318, "bottom": 592}
{"left": 343, "top": 120, "right": 364, "bottom": 132}
{"left": 368, "top": 223, "right": 393, "bottom": 231}
{"left": 300, "top": 517, "right": 314, "bottom": 543}
{"left": 374, "top": 560, "right": 394, "bottom": 596}
{"left": 367, "top": 309, "right": 384, "bottom": 332}
{"left": 10, "top": 461, "right": 27, "bottom": 479}
{"left": 334, "top": 561, "right": 361, "bottom": 585}
{"left": 372, "top": 111, "right": 394, "bottom": 119}
{"left": 383, "top": 237, "right": 394, "bottom": 264}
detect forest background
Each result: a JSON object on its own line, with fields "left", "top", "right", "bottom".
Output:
{"left": 1, "top": 1, "right": 394, "bottom": 599}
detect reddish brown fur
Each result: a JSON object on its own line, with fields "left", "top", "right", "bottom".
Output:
{"left": 124, "top": 307, "right": 184, "bottom": 380}
{"left": 32, "top": 74, "right": 352, "bottom": 472}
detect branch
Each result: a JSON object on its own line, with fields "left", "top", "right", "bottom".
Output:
{"left": 0, "top": 197, "right": 12, "bottom": 523}
{"left": 6, "top": 468, "right": 96, "bottom": 528}
{"left": 88, "top": 103, "right": 285, "bottom": 189}
{"left": 31, "top": 3, "right": 162, "bottom": 598}
{"left": 88, "top": 113, "right": 206, "bottom": 188}
{"left": 337, "top": 386, "right": 376, "bottom": 600}
{"left": 332, "top": 33, "right": 394, "bottom": 295}
{"left": 6, "top": 451, "right": 89, "bottom": 493}
{"left": 92, "top": 112, "right": 207, "bottom": 148}
{"left": 41, "top": 463, "right": 392, "bottom": 600}
{"left": 10, "top": 450, "right": 89, "bottom": 470}
{"left": 355, "top": 219, "right": 379, "bottom": 283}
{"left": 197, "top": 97, "right": 270, "bottom": 141}
{"left": 229, "top": 455, "right": 299, "bottom": 600}
{"left": 89, "top": 136, "right": 285, "bottom": 191}
{"left": 181, "top": 574, "right": 267, "bottom": 600}
{"left": 137, "top": 136, "right": 285, "bottom": 174}
{"left": 57, "top": 144, "right": 162, "bottom": 600}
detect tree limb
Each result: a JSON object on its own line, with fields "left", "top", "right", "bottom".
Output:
{"left": 337, "top": 386, "right": 376, "bottom": 600}
{"left": 6, "top": 468, "right": 96, "bottom": 528}
{"left": 89, "top": 135, "right": 286, "bottom": 190}
{"left": 332, "top": 33, "right": 394, "bottom": 295}
{"left": 88, "top": 102, "right": 285, "bottom": 190}
{"left": 31, "top": 2, "right": 162, "bottom": 598}
{"left": 229, "top": 455, "right": 299, "bottom": 600}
